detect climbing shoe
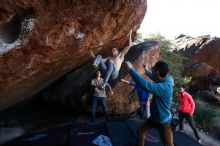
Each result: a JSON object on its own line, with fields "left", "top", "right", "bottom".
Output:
{"left": 92, "top": 61, "right": 98, "bottom": 69}
{"left": 198, "top": 139, "right": 203, "bottom": 145}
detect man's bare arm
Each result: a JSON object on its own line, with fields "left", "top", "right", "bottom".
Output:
{"left": 90, "top": 49, "right": 95, "bottom": 57}
{"left": 106, "top": 83, "right": 113, "bottom": 95}
{"left": 90, "top": 49, "right": 109, "bottom": 62}
{"left": 103, "top": 57, "right": 111, "bottom": 62}
{"left": 121, "top": 79, "right": 129, "bottom": 84}
{"left": 121, "top": 30, "right": 132, "bottom": 56}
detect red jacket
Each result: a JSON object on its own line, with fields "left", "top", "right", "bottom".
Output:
{"left": 178, "top": 91, "right": 195, "bottom": 115}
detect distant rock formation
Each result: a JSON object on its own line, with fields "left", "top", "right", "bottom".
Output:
{"left": 172, "top": 34, "right": 220, "bottom": 90}
{"left": 0, "top": 0, "right": 147, "bottom": 111}
{"left": 197, "top": 90, "right": 220, "bottom": 106}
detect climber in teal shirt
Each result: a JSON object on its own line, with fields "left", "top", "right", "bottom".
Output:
{"left": 125, "top": 61, "right": 174, "bottom": 146}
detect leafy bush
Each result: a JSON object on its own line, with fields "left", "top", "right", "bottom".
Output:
{"left": 134, "top": 33, "right": 145, "bottom": 44}
{"left": 212, "top": 114, "right": 220, "bottom": 138}
{"left": 145, "top": 33, "right": 186, "bottom": 92}
{"left": 134, "top": 32, "right": 186, "bottom": 94}
{"left": 194, "top": 99, "right": 219, "bottom": 132}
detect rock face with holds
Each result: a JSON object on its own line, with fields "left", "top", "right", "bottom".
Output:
{"left": 0, "top": 0, "right": 147, "bottom": 111}
{"left": 38, "top": 41, "right": 160, "bottom": 114}
{"left": 107, "top": 41, "right": 160, "bottom": 114}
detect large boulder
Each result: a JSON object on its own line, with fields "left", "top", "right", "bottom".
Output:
{"left": 196, "top": 90, "right": 220, "bottom": 106}
{"left": 183, "top": 62, "right": 214, "bottom": 78}
{"left": 107, "top": 41, "right": 160, "bottom": 114}
{"left": 39, "top": 41, "right": 161, "bottom": 114}
{"left": 172, "top": 35, "right": 220, "bottom": 90}
{"left": 0, "top": 0, "right": 147, "bottom": 111}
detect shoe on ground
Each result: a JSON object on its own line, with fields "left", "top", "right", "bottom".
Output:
{"left": 198, "top": 139, "right": 203, "bottom": 145}
{"left": 177, "top": 127, "right": 184, "bottom": 133}
{"left": 178, "top": 129, "right": 184, "bottom": 133}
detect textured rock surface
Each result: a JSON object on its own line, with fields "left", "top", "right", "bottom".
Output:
{"left": 196, "top": 90, "right": 220, "bottom": 106}
{"left": 172, "top": 35, "right": 220, "bottom": 90}
{"left": 107, "top": 41, "right": 160, "bottom": 114}
{"left": 0, "top": 0, "right": 147, "bottom": 110}
{"left": 39, "top": 41, "right": 160, "bottom": 114}
{"left": 188, "top": 75, "right": 220, "bottom": 91}
{"left": 183, "top": 62, "right": 214, "bottom": 78}
{"left": 173, "top": 35, "right": 220, "bottom": 75}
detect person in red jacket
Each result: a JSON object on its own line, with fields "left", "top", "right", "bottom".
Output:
{"left": 178, "top": 85, "right": 202, "bottom": 144}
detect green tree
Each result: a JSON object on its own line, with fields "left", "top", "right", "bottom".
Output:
{"left": 145, "top": 33, "right": 185, "bottom": 89}
{"left": 134, "top": 32, "right": 144, "bottom": 44}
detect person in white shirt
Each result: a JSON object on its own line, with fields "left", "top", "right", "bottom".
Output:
{"left": 90, "top": 30, "right": 132, "bottom": 84}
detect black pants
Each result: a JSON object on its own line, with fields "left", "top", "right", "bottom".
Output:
{"left": 179, "top": 111, "right": 200, "bottom": 140}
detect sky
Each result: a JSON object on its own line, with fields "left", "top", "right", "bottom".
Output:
{"left": 138, "top": 0, "right": 220, "bottom": 40}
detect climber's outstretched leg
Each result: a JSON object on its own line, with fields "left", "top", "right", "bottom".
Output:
{"left": 92, "top": 54, "right": 107, "bottom": 73}
{"left": 91, "top": 54, "right": 114, "bottom": 83}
